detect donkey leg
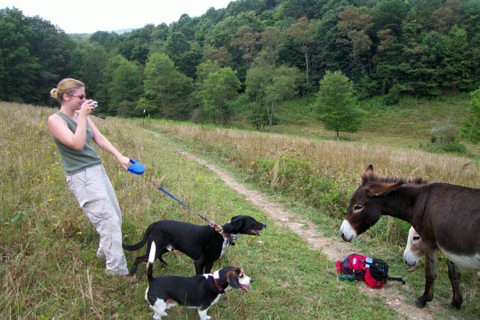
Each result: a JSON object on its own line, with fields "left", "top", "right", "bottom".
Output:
{"left": 415, "top": 249, "right": 438, "bottom": 308}
{"left": 446, "top": 259, "right": 462, "bottom": 309}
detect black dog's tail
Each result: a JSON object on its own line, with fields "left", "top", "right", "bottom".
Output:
{"left": 147, "top": 241, "right": 157, "bottom": 282}
{"left": 123, "top": 224, "right": 153, "bottom": 251}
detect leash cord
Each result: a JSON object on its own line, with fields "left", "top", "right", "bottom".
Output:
{"left": 157, "top": 186, "right": 224, "bottom": 234}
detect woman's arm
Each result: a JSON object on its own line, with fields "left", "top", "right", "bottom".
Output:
{"left": 48, "top": 113, "right": 88, "bottom": 151}
{"left": 88, "top": 117, "right": 130, "bottom": 169}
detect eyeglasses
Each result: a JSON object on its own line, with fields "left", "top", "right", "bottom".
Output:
{"left": 69, "top": 94, "right": 86, "bottom": 100}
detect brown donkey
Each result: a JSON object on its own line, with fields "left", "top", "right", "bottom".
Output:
{"left": 339, "top": 165, "right": 480, "bottom": 309}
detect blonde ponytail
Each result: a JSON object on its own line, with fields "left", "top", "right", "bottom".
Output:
{"left": 50, "top": 78, "right": 85, "bottom": 102}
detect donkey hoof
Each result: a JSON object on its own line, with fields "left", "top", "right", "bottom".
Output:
{"left": 414, "top": 297, "right": 427, "bottom": 308}
{"left": 451, "top": 299, "right": 463, "bottom": 309}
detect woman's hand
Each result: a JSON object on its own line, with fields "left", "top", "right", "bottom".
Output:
{"left": 117, "top": 155, "right": 131, "bottom": 170}
{"left": 78, "top": 100, "right": 96, "bottom": 117}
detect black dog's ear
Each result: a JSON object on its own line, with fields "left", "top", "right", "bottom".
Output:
{"left": 229, "top": 216, "right": 244, "bottom": 228}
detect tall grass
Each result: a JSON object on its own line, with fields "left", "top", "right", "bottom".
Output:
{"left": 145, "top": 117, "right": 480, "bottom": 318}
{"left": 2, "top": 102, "right": 479, "bottom": 319}
{"left": 0, "top": 103, "right": 401, "bottom": 319}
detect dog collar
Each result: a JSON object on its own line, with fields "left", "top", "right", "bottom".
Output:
{"left": 210, "top": 276, "right": 225, "bottom": 293}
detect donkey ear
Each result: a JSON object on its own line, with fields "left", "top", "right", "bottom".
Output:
{"left": 366, "top": 182, "right": 400, "bottom": 196}
{"left": 361, "top": 164, "right": 374, "bottom": 184}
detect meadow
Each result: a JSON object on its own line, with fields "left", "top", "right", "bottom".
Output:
{"left": 1, "top": 100, "right": 479, "bottom": 319}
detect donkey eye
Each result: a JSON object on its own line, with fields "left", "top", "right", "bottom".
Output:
{"left": 413, "top": 236, "right": 421, "bottom": 241}
{"left": 353, "top": 204, "right": 364, "bottom": 212}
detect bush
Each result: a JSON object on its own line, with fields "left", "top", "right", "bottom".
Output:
{"left": 430, "top": 124, "right": 457, "bottom": 144}
{"left": 255, "top": 156, "right": 347, "bottom": 219}
{"left": 426, "top": 123, "right": 467, "bottom": 154}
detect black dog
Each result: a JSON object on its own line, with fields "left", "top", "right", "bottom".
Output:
{"left": 145, "top": 242, "right": 252, "bottom": 320}
{"left": 123, "top": 215, "right": 266, "bottom": 275}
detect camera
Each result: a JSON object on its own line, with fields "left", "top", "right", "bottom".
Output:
{"left": 92, "top": 100, "right": 98, "bottom": 108}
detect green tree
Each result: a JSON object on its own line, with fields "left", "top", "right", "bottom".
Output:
{"left": 109, "top": 59, "right": 143, "bottom": 116}
{"left": 96, "top": 55, "right": 126, "bottom": 114}
{"left": 70, "top": 42, "right": 108, "bottom": 99}
{"left": 259, "top": 26, "right": 281, "bottom": 67}
{"left": 231, "top": 25, "right": 259, "bottom": 67}
{"left": 141, "top": 52, "right": 194, "bottom": 119}
{"left": 337, "top": 6, "right": 373, "bottom": 74}
{"left": 246, "top": 61, "right": 302, "bottom": 128}
{"left": 195, "top": 60, "right": 221, "bottom": 83}
{"left": 166, "top": 32, "right": 190, "bottom": 60}
{"left": 198, "top": 67, "right": 240, "bottom": 124}
{"left": 315, "top": 71, "right": 363, "bottom": 139}
{"left": 89, "top": 31, "right": 121, "bottom": 52}
{"left": 27, "top": 16, "right": 74, "bottom": 103}
{"left": 285, "top": 16, "right": 316, "bottom": 85}
{"left": 432, "top": 0, "right": 463, "bottom": 34}
{"left": 441, "top": 26, "right": 476, "bottom": 91}
{"left": 177, "top": 44, "right": 203, "bottom": 79}
{"left": 264, "top": 65, "right": 302, "bottom": 126}
{"left": 280, "top": 0, "right": 323, "bottom": 20}
{"left": 0, "top": 8, "right": 39, "bottom": 102}
{"left": 0, "top": 8, "right": 73, "bottom": 104}
{"left": 461, "top": 88, "right": 480, "bottom": 143}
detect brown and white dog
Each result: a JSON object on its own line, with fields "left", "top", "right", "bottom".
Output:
{"left": 145, "top": 242, "right": 252, "bottom": 320}
{"left": 403, "top": 226, "right": 423, "bottom": 267}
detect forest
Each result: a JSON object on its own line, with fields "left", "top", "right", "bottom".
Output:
{"left": 1, "top": 0, "right": 480, "bottom": 126}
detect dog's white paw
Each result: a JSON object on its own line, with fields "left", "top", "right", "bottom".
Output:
{"left": 153, "top": 311, "right": 168, "bottom": 320}
{"left": 198, "top": 310, "right": 211, "bottom": 320}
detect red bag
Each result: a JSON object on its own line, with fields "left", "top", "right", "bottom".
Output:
{"left": 335, "top": 253, "right": 368, "bottom": 281}
{"left": 336, "top": 253, "right": 404, "bottom": 289}
{"left": 364, "top": 261, "right": 387, "bottom": 288}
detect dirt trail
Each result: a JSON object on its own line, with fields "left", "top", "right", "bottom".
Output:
{"left": 179, "top": 150, "right": 443, "bottom": 320}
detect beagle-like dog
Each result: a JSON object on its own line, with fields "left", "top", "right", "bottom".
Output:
{"left": 145, "top": 242, "right": 252, "bottom": 320}
{"left": 123, "top": 215, "right": 266, "bottom": 275}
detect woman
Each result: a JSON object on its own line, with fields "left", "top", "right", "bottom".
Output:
{"left": 48, "top": 78, "right": 133, "bottom": 280}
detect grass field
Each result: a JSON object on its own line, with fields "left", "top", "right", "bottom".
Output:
{"left": 1, "top": 101, "right": 479, "bottom": 319}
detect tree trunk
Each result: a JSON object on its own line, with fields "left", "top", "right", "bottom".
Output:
{"left": 305, "top": 52, "right": 309, "bottom": 85}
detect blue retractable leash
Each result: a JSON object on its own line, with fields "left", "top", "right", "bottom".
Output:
{"left": 128, "top": 159, "right": 145, "bottom": 175}
{"left": 133, "top": 163, "right": 222, "bottom": 232}
{"left": 157, "top": 187, "right": 194, "bottom": 213}
{"left": 157, "top": 186, "right": 214, "bottom": 226}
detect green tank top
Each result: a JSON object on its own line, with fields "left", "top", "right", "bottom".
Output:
{"left": 54, "top": 111, "right": 101, "bottom": 175}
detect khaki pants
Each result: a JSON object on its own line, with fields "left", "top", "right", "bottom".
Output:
{"left": 67, "top": 164, "right": 129, "bottom": 275}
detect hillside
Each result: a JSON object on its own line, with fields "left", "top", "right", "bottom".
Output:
{"left": 1, "top": 102, "right": 479, "bottom": 319}
{"left": 230, "top": 93, "right": 480, "bottom": 159}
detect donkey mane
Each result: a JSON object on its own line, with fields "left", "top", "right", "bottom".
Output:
{"left": 366, "top": 175, "right": 428, "bottom": 185}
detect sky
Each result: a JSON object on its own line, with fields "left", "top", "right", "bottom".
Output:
{"left": 0, "top": 0, "right": 233, "bottom": 34}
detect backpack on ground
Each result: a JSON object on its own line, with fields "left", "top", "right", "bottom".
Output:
{"left": 336, "top": 253, "right": 405, "bottom": 289}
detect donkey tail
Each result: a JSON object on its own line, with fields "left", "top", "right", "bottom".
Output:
{"left": 123, "top": 224, "right": 152, "bottom": 251}
{"left": 147, "top": 241, "right": 157, "bottom": 282}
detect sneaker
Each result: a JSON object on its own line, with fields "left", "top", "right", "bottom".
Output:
{"left": 121, "top": 274, "right": 138, "bottom": 284}
{"left": 96, "top": 250, "right": 106, "bottom": 260}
